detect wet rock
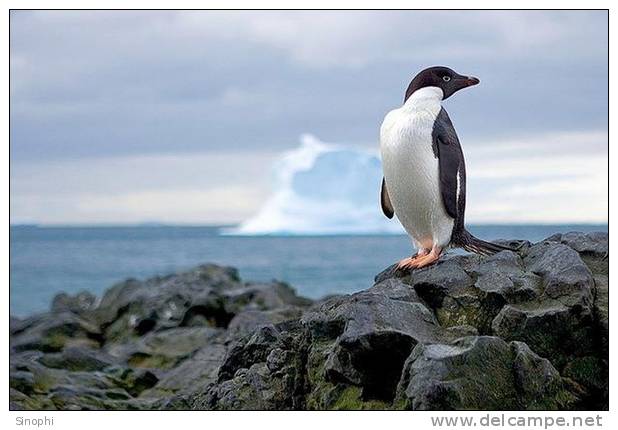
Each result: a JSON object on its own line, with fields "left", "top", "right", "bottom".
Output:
{"left": 106, "top": 367, "right": 159, "bottom": 397}
{"left": 491, "top": 240, "right": 597, "bottom": 372}
{"left": 226, "top": 307, "right": 305, "bottom": 339}
{"left": 10, "top": 371, "right": 36, "bottom": 395}
{"left": 10, "top": 312, "right": 102, "bottom": 353}
{"left": 51, "top": 291, "right": 97, "bottom": 316}
{"left": 302, "top": 287, "right": 460, "bottom": 403}
{"left": 194, "top": 322, "right": 308, "bottom": 410}
{"left": 395, "top": 336, "right": 575, "bottom": 410}
{"left": 545, "top": 232, "right": 608, "bottom": 257}
{"left": 39, "top": 346, "right": 116, "bottom": 372}
{"left": 95, "top": 266, "right": 310, "bottom": 343}
{"left": 95, "top": 265, "right": 242, "bottom": 341}
{"left": 105, "top": 326, "right": 224, "bottom": 369}
{"left": 148, "top": 342, "right": 226, "bottom": 396}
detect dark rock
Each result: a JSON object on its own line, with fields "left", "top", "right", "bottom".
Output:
{"left": 10, "top": 312, "right": 102, "bottom": 353}
{"left": 106, "top": 367, "right": 159, "bottom": 397}
{"left": 226, "top": 307, "right": 304, "bottom": 339}
{"left": 95, "top": 265, "right": 311, "bottom": 343}
{"left": 492, "top": 240, "right": 597, "bottom": 373}
{"left": 39, "top": 346, "right": 116, "bottom": 372}
{"left": 395, "top": 336, "right": 575, "bottom": 410}
{"left": 10, "top": 371, "right": 36, "bottom": 395}
{"left": 545, "top": 232, "right": 608, "bottom": 257}
{"left": 302, "top": 286, "right": 462, "bottom": 403}
{"left": 148, "top": 341, "right": 226, "bottom": 396}
{"left": 51, "top": 291, "right": 97, "bottom": 316}
{"left": 105, "top": 326, "right": 223, "bottom": 369}
{"left": 193, "top": 321, "right": 308, "bottom": 410}
{"left": 46, "top": 384, "right": 133, "bottom": 410}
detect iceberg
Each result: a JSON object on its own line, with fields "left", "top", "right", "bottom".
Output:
{"left": 230, "top": 135, "right": 404, "bottom": 235}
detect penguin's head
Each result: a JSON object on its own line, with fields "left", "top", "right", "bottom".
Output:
{"left": 404, "top": 66, "right": 479, "bottom": 102}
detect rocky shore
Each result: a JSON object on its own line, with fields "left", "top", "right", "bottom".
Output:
{"left": 10, "top": 231, "right": 608, "bottom": 410}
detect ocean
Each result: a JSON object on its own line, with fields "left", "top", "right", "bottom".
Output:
{"left": 9, "top": 224, "right": 608, "bottom": 317}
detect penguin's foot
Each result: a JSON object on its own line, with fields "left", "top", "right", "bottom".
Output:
{"left": 397, "top": 249, "right": 429, "bottom": 270}
{"left": 397, "top": 246, "right": 442, "bottom": 271}
{"left": 412, "top": 246, "right": 443, "bottom": 269}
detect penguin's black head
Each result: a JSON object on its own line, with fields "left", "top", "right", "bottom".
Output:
{"left": 404, "top": 66, "right": 479, "bottom": 102}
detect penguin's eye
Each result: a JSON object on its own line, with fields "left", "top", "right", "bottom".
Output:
{"left": 442, "top": 76, "right": 451, "bottom": 82}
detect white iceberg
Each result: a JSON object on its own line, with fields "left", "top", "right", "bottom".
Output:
{"left": 229, "top": 134, "right": 404, "bottom": 235}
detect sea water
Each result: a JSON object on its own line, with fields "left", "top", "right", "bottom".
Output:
{"left": 10, "top": 224, "right": 607, "bottom": 317}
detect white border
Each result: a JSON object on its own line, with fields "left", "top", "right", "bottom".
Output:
{"left": 3, "top": 2, "right": 613, "bottom": 429}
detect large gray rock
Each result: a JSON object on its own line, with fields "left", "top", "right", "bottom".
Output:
{"left": 395, "top": 336, "right": 575, "bottom": 410}
{"left": 95, "top": 265, "right": 309, "bottom": 343}
{"left": 193, "top": 323, "right": 308, "bottom": 410}
{"left": 10, "top": 312, "right": 102, "bottom": 353}
{"left": 301, "top": 281, "right": 470, "bottom": 404}
{"left": 51, "top": 291, "right": 97, "bottom": 316}
{"left": 491, "top": 241, "right": 597, "bottom": 372}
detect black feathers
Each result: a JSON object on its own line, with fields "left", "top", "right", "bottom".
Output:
{"left": 432, "top": 108, "right": 515, "bottom": 256}
{"left": 432, "top": 108, "right": 466, "bottom": 231}
{"left": 380, "top": 177, "right": 394, "bottom": 219}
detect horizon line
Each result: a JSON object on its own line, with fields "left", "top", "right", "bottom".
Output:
{"left": 9, "top": 221, "right": 609, "bottom": 229}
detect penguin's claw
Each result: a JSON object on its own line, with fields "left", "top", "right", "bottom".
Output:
{"left": 397, "top": 247, "right": 442, "bottom": 271}
{"left": 396, "top": 249, "right": 429, "bottom": 270}
{"left": 413, "top": 247, "right": 443, "bottom": 269}
{"left": 396, "top": 257, "right": 417, "bottom": 270}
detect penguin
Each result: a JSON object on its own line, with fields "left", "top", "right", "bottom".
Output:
{"left": 379, "top": 66, "right": 510, "bottom": 270}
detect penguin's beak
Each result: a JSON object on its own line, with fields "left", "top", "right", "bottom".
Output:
{"left": 465, "top": 76, "right": 480, "bottom": 87}
{"left": 444, "top": 73, "right": 480, "bottom": 99}
{"left": 450, "top": 75, "right": 480, "bottom": 95}
{"left": 459, "top": 76, "right": 481, "bottom": 88}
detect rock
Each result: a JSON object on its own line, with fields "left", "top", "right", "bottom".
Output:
{"left": 9, "top": 233, "right": 608, "bottom": 410}
{"left": 10, "top": 371, "right": 36, "bottom": 395}
{"left": 395, "top": 336, "right": 574, "bottom": 410}
{"left": 148, "top": 342, "right": 226, "bottom": 396}
{"left": 46, "top": 385, "right": 133, "bottom": 410}
{"left": 106, "top": 367, "right": 159, "bottom": 397}
{"left": 545, "top": 232, "right": 608, "bottom": 257}
{"left": 105, "top": 326, "right": 224, "bottom": 369}
{"left": 10, "top": 263, "right": 313, "bottom": 411}
{"left": 95, "top": 265, "right": 311, "bottom": 343}
{"left": 94, "top": 265, "right": 242, "bottom": 341}
{"left": 226, "top": 307, "right": 305, "bottom": 339}
{"left": 10, "top": 312, "right": 102, "bottom": 353}
{"left": 491, "top": 241, "right": 597, "bottom": 371}
{"left": 51, "top": 291, "right": 97, "bottom": 316}
{"left": 10, "top": 388, "right": 56, "bottom": 410}
{"left": 39, "top": 346, "right": 116, "bottom": 372}
{"left": 302, "top": 285, "right": 461, "bottom": 404}
{"left": 193, "top": 322, "right": 308, "bottom": 410}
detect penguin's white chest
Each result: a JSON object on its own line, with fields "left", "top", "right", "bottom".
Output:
{"left": 379, "top": 87, "right": 454, "bottom": 249}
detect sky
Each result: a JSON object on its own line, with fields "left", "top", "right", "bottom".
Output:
{"left": 10, "top": 10, "right": 608, "bottom": 225}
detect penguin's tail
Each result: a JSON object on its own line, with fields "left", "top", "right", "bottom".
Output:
{"left": 457, "top": 229, "right": 516, "bottom": 256}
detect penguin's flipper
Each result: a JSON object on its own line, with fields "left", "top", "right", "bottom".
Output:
{"left": 380, "top": 177, "right": 394, "bottom": 219}
{"left": 432, "top": 108, "right": 466, "bottom": 227}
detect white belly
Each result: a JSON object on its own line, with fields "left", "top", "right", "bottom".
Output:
{"left": 379, "top": 87, "right": 454, "bottom": 249}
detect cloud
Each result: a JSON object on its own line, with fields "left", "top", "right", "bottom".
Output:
{"left": 10, "top": 11, "right": 607, "bottom": 161}
{"left": 10, "top": 130, "right": 607, "bottom": 226}
{"left": 172, "top": 11, "right": 606, "bottom": 68}
{"left": 464, "top": 130, "right": 608, "bottom": 223}
{"left": 8, "top": 11, "right": 608, "bottom": 225}
{"left": 10, "top": 151, "right": 277, "bottom": 224}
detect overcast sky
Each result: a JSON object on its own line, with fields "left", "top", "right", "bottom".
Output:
{"left": 10, "top": 10, "right": 608, "bottom": 225}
